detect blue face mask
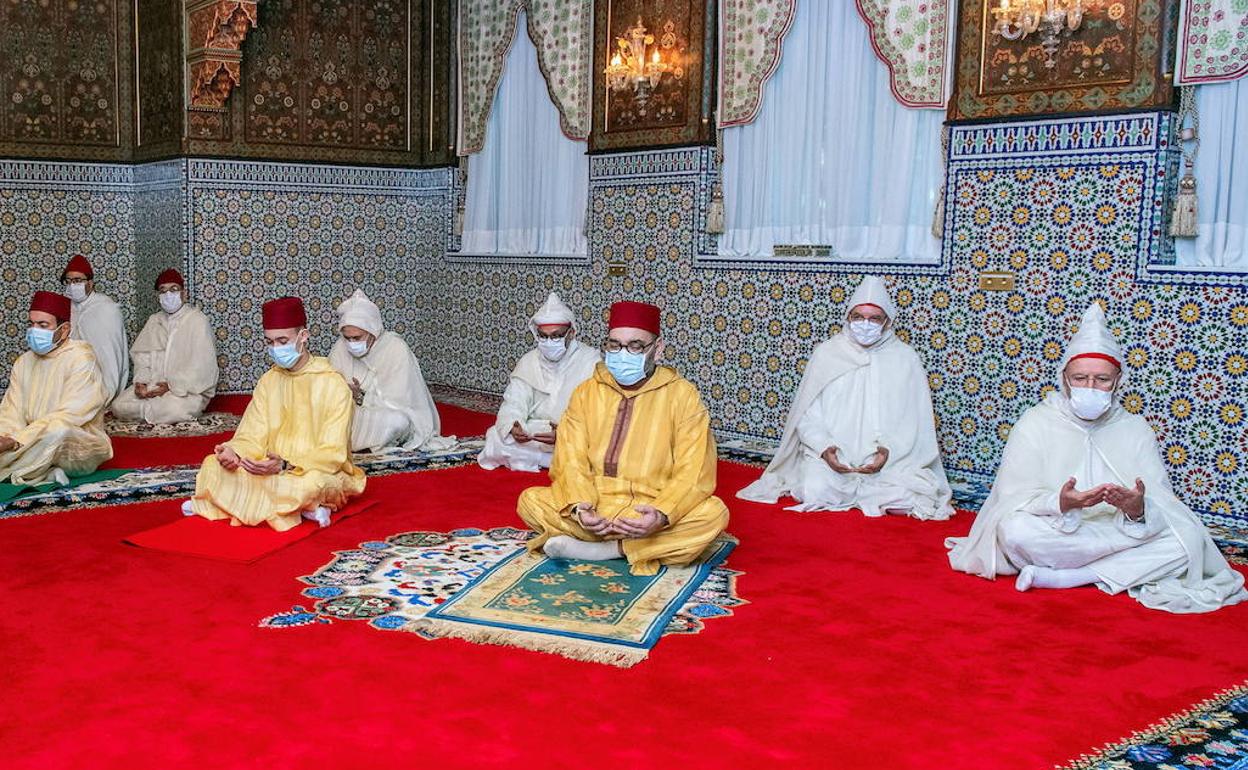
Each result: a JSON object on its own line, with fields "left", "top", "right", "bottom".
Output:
{"left": 605, "top": 349, "right": 650, "bottom": 387}
{"left": 27, "top": 326, "right": 57, "bottom": 355}
{"left": 269, "top": 341, "right": 302, "bottom": 369}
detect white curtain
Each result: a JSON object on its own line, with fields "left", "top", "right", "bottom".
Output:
{"left": 1174, "top": 79, "right": 1248, "bottom": 270}
{"left": 462, "top": 11, "right": 589, "bottom": 257}
{"left": 717, "top": 0, "right": 944, "bottom": 262}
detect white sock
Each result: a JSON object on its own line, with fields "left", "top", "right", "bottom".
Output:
{"left": 181, "top": 500, "right": 195, "bottom": 517}
{"left": 543, "top": 535, "right": 623, "bottom": 561}
{"left": 1016, "top": 565, "right": 1098, "bottom": 592}
{"left": 301, "top": 506, "right": 332, "bottom": 528}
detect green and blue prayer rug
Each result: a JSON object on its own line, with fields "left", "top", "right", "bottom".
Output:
{"left": 1060, "top": 681, "right": 1248, "bottom": 769}
{"left": 260, "top": 527, "right": 744, "bottom": 667}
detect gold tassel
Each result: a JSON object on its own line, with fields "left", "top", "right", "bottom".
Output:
{"left": 931, "top": 124, "right": 949, "bottom": 240}
{"left": 706, "top": 185, "right": 725, "bottom": 234}
{"left": 1170, "top": 88, "right": 1200, "bottom": 239}
{"left": 453, "top": 157, "right": 467, "bottom": 237}
{"left": 1170, "top": 165, "right": 1198, "bottom": 238}
{"left": 705, "top": 128, "right": 725, "bottom": 235}
{"left": 452, "top": 204, "right": 465, "bottom": 236}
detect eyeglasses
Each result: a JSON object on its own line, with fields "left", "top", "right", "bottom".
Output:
{"left": 61, "top": 277, "right": 89, "bottom": 285}
{"left": 536, "top": 329, "right": 571, "bottom": 340}
{"left": 603, "top": 338, "right": 657, "bottom": 354}
{"left": 1067, "top": 373, "right": 1117, "bottom": 387}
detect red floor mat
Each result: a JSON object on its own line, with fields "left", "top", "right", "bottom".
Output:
{"left": 123, "top": 499, "right": 380, "bottom": 562}
{"left": 2, "top": 461, "right": 1245, "bottom": 769}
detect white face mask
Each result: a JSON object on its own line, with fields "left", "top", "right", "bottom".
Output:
{"left": 346, "top": 339, "right": 369, "bottom": 358}
{"left": 159, "top": 291, "right": 183, "bottom": 315}
{"left": 1067, "top": 384, "right": 1114, "bottom": 421}
{"left": 848, "top": 319, "right": 884, "bottom": 347}
{"left": 537, "top": 337, "right": 568, "bottom": 362}
{"left": 64, "top": 283, "right": 88, "bottom": 303}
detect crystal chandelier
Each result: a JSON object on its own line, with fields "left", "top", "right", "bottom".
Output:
{"left": 604, "top": 18, "right": 679, "bottom": 95}
{"left": 990, "top": 0, "right": 1087, "bottom": 69}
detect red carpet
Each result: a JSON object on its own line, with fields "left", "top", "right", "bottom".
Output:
{"left": 2, "top": 460, "right": 1246, "bottom": 769}
{"left": 123, "top": 499, "right": 380, "bottom": 562}
{"left": 103, "top": 401, "right": 494, "bottom": 471}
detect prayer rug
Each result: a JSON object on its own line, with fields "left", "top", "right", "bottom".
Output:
{"left": 259, "top": 527, "right": 744, "bottom": 666}
{"left": 417, "top": 535, "right": 737, "bottom": 666}
{"left": 105, "top": 411, "right": 242, "bottom": 438}
{"left": 123, "top": 499, "right": 381, "bottom": 562}
{"left": 0, "top": 439, "right": 484, "bottom": 520}
{"left": 0, "top": 468, "right": 131, "bottom": 504}
{"left": 1060, "top": 680, "right": 1248, "bottom": 769}
{"left": 428, "top": 383, "right": 504, "bottom": 414}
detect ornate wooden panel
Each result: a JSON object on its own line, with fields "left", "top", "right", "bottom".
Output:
{"left": 0, "top": 0, "right": 134, "bottom": 161}
{"left": 187, "top": 0, "right": 453, "bottom": 167}
{"left": 590, "top": 0, "right": 715, "bottom": 153}
{"left": 948, "top": 0, "right": 1177, "bottom": 122}
{"left": 136, "top": 0, "right": 184, "bottom": 161}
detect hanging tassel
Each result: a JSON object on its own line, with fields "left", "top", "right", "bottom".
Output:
{"left": 453, "top": 203, "right": 465, "bottom": 236}
{"left": 931, "top": 125, "right": 949, "bottom": 240}
{"left": 930, "top": 186, "right": 946, "bottom": 240}
{"left": 453, "top": 158, "right": 467, "bottom": 237}
{"left": 706, "top": 185, "right": 725, "bottom": 234}
{"left": 705, "top": 128, "right": 725, "bottom": 235}
{"left": 1170, "top": 88, "right": 1200, "bottom": 239}
{"left": 1170, "top": 162, "right": 1198, "bottom": 238}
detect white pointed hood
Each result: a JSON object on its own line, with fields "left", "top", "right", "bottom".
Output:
{"left": 846, "top": 276, "right": 898, "bottom": 321}
{"left": 1059, "top": 301, "right": 1123, "bottom": 375}
{"left": 528, "top": 291, "right": 576, "bottom": 338}
{"left": 336, "top": 289, "right": 384, "bottom": 338}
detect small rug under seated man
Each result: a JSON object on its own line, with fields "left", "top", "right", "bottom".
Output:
{"left": 124, "top": 499, "right": 380, "bottom": 562}
{"left": 416, "top": 535, "right": 738, "bottom": 667}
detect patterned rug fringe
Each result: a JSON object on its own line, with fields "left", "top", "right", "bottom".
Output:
{"left": 1056, "top": 679, "right": 1248, "bottom": 769}
{"left": 410, "top": 617, "right": 648, "bottom": 668}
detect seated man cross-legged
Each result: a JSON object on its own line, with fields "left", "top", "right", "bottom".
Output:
{"left": 477, "top": 291, "right": 600, "bottom": 472}
{"left": 184, "top": 296, "right": 365, "bottom": 531}
{"left": 111, "top": 268, "right": 219, "bottom": 425}
{"left": 946, "top": 302, "right": 1246, "bottom": 613}
{"left": 517, "top": 301, "right": 729, "bottom": 576}
{"left": 0, "top": 292, "right": 112, "bottom": 486}
{"left": 738, "top": 276, "right": 953, "bottom": 520}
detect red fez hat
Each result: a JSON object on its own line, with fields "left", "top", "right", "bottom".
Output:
{"left": 30, "top": 291, "right": 72, "bottom": 324}
{"left": 608, "top": 301, "right": 661, "bottom": 335}
{"left": 263, "top": 296, "right": 308, "bottom": 330}
{"left": 155, "top": 268, "right": 184, "bottom": 289}
{"left": 1069, "top": 352, "right": 1122, "bottom": 369}
{"left": 62, "top": 254, "right": 93, "bottom": 281}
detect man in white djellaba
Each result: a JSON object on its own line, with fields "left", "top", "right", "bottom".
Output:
{"left": 328, "top": 289, "right": 449, "bottom": 453}
{"left": 477, "top": 292, "right": 600, "bottom": 472}
{"left": 946, "top": 302, "right": 1247, "bottom": 614}
{"left": 738, "top": 276, "right": 953, "bottom": 520}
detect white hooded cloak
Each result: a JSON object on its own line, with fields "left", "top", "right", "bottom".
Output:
{"left": 738, "top": 276, "right": 953, "bottom": 520}
{"left": 946, "top": 303, "right": 1247, "bottom": 613}
{"left": 477, "top": 291, "right": 600, "bottom": 472}
{"left": 70, "top": 290, "right": 129, "bottom": 404}
{"left": 328, "top": 289, "right": 448, "bottom": 453}
{"left": 111, "top": 303, "right": 219, "bottom": 424}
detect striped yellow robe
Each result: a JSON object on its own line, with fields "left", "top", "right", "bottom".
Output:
{"left": 191, "top": 356, "right": 365, "bottom": 531}
{"left": 0, "top": 340, "right": 112, "bottom": 485}
{"left": 518, "top": 363, "right": 729, "bottom": 575}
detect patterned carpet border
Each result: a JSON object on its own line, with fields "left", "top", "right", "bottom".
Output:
{"left": 259, "top": 526, "right": 747, "bottom": 666}
{"left": 105, "top": 411, "right": 242, "bottom": 438}
{"left": 1059, "top": 680, "right": 1248, "bottom": 770}
{"left": 0, "top": 440, "right": 484, "bottom": 520}
{"left": 427, "top": 383, "right": 503, "bottom": 415}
